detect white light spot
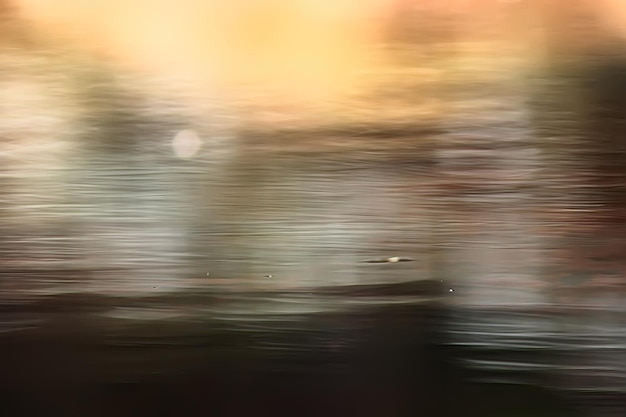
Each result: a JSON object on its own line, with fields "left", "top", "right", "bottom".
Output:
{"left": 172, "top": 129, "right": 201, "bottom": 159}
{"left": 265, "top": 274, "right": 273, "bottom": 278}
{"left": 388, "top": 257, "right": 399, "bottom": 263}
{"left": 206, "top": 272, "right": 210, "bottom": 276}
{"left": 449, "top": 288, "right": 454, "bottom": 292}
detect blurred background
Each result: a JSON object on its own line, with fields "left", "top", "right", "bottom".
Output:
{"left": 1, "top": 0, "right": 626, "bottom": 416}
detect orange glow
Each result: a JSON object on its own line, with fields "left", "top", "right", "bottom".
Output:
{"left": 20, "top": 0, "right": 626, "bottom": 121}
{"left": 594, "top": 0, "right": 626, "bottom": 38}
{"left": 15, "top": 0, "right": 396, "bottom": 105}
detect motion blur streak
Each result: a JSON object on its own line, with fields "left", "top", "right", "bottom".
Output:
{"left": 1, "top": 1, "right": 626, "bottom": 417}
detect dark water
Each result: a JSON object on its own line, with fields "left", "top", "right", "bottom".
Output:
{"left": 1, "top": 34, "right": 626, "bottom": 417}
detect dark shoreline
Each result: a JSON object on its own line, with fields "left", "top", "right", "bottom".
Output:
{"left": 0, "top": 286, "right": 584, "bottom": 417}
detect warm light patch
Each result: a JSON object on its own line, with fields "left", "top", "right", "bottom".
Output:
{"left": 172, "top": 129, "right": 201, "bottom": 159}
{"left": 15, "top": 0, "right": 395, "bottom": 105}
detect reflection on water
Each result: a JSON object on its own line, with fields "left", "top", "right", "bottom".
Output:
{"left": 1, "top": 16, "right": 626, "bottom": 417}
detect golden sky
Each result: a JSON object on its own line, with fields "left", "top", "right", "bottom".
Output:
{"left": 16, "top": 0, "right": 398, "bottom": 101}
{"left": 16, "top": 0, "right": 626, "bottom": 116}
